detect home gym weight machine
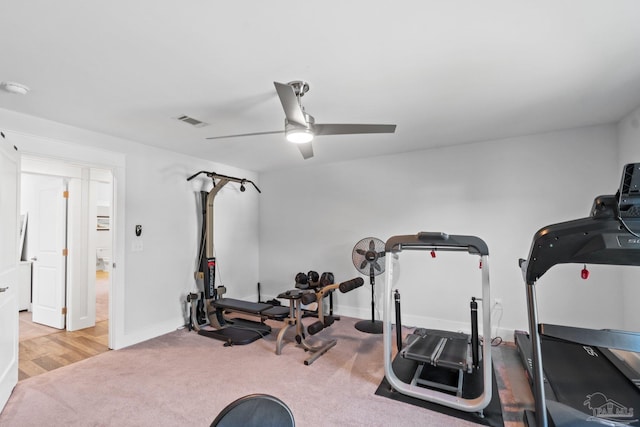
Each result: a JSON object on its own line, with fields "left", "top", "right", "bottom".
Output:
{"left": 517, "top": 163, "right": 640, "bottom": 427}
{"left": 383, "top": 232, "right": 493, "bottom": 414}
{"left": 186, "top": 170, "right": 289, "bottom": 345}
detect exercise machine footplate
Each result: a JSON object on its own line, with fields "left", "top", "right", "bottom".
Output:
{"left": 198, "top": 318, "right": 272, "bottom": 346}
{"left": 402, "top": 329, "right": 470, "bottom": 371}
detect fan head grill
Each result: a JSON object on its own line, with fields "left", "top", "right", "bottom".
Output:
{"left": 352, "top": 237, "right": 385, "bottom": 276}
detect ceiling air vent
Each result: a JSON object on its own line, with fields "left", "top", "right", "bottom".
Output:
{"left": 176, "top": 115, "right": 208, "bottom": 128}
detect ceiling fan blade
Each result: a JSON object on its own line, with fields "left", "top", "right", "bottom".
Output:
{"left": 313, "top": 123, "right": 396, "bottom": 136}
{"left": 274, "top": 82, "right": 307, "bottom": 126}
{"left": 206, "top": 130, "right": 283, "bottom": 140}
{"left": 296, "top": 142, "right": 314, "bottom": 159}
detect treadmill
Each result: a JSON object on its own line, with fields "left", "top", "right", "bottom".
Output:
{"left": 518, "top": 163, "right": 640, "bottom": 427}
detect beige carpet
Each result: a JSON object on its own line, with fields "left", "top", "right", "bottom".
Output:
{"left": 1, "top": 315, "right": 521, "bottom": 427}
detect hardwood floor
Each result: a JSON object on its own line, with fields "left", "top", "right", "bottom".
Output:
{"left": 18, "top": 271, "right": 110, "bottom": 381}
{"left": 18, "top": 313, "right": 109, "bottom": 381}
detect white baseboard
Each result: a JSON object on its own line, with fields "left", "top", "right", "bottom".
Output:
{"left": 114, "top": 317, "right": 185, "bottom": 350}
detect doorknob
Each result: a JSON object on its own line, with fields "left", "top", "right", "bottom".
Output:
{"left": 0, "top": 286, "right": 9, "bottom": 293}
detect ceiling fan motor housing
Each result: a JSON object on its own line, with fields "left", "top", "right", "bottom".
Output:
{"left": 288, "top": 80, "right": 310, "bottom": 97}
{"left": 285, "top": 112, "right": 314, "bottom": 131}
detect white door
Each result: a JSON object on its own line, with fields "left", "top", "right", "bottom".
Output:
{"left": 0, "top": 133, "right": 20, "bottom": 412}
{"left": 31, "top": 176, "right": 67, "bottom": 329}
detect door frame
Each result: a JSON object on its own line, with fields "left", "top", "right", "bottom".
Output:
{"left": 21, "top": 157, "right": 115, "bottom": 336}
{"left": 2, "top": 129, "right": 125, "bottom": 351}
{"left": 0, "top": 131, "right": 19, "bottom": 412}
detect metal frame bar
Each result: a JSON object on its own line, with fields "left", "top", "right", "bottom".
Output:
{"left": 383, "top": 233, "right": 492, "bottom": 413}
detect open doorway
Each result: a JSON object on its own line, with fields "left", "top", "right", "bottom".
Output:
{"left": 17, "top": 157, "right": 114, "bottom": 380}
{"left": 95, "top": 181, "right": 112, "bottom": 325}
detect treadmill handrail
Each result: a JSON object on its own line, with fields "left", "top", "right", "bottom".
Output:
{"left": 522, "top": 213, "right": 640, "bottom": 284}
{"left": 539, "top": 323, "right": 640, "bottom": 353}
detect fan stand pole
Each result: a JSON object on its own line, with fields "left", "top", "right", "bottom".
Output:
{"left": 354, "top": 267, "right": 383, "bottom": 334}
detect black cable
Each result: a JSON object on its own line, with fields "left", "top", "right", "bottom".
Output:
{"left": 617, "top": 215, "right": 640, "bottom": 238}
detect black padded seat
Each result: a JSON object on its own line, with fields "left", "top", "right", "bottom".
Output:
{"left": 213, "top": 298, "right": 288, "bottom": 319}
{"left": 214, "top": 298, "right": 272, "bottom": 313}
{"left": 261, "top": 305, "right": 290, "bottom": 319}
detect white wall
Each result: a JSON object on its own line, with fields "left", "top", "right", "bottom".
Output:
{"left": 121, "top": 147, "right": 260, "bottom": 342}
{"left": 3, "top": 103, "right": 633, "bottom": 347}
{"left": 259, "top": 125, "right": 621, "bottom": 339}
{"left": 617, "top": 104, "right": 640, "bottom": 331}
{"left": 1, "top": 108, "right": 260, "bottom": 349}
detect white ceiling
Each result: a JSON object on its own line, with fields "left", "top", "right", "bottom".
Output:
{"left": 2, "top": 1, "right": 640, "bottom": 172}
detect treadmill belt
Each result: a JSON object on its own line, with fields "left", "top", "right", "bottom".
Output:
{"left": 541, "top": 337, "right": 640, "bottom": 426}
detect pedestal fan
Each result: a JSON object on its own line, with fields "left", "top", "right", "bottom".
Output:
{"left": 352, "top": 237, "right": 386, "bottom": 334}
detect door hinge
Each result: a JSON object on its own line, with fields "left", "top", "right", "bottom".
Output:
{"left": 63, "top": 190, "right": 69, "bottom": 199}
{"left": 62, "top": 307, "right": 67, "bottom": 315}
{"left": 62, "top": 248, "right": 68, "bottom": 256}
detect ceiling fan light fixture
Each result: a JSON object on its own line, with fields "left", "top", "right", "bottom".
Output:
{"left": 286, "top": 128, "right": 314, "bottom": 144}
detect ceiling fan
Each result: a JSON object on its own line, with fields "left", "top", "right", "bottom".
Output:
{"left": 206, "top": 81, "right": 397, "bottom": 160}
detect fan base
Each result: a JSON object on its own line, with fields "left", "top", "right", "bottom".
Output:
{"left": 355, "top": 319, "right": 383, "bottom": 334}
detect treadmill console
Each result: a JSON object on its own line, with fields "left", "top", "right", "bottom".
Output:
{"left": 618, "top": 163, "right": 640, "bottom": 218}
{"left": 591, "top": 163, "right": 640, "bottom": 219}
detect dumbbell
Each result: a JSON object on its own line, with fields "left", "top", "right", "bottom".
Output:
{"left": 319, "top": 272, "right": 334, "bottom": 288}
{"left": 295, "top": 272, "right": 309, "bottom": 289}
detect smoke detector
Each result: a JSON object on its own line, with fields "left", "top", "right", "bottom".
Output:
{"left": 1, "top": 81, "right": 30, "bottom": 95}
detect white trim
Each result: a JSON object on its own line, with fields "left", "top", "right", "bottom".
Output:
{"left": 116, "top": 318, "right": 186, "bottom": 349}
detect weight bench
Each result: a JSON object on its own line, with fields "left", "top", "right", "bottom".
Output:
{"left": 213, "top": 298, "right": 290, "bottom": 321}
{"left": 194, "top": 295, "right": 290, "bottom": 345}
